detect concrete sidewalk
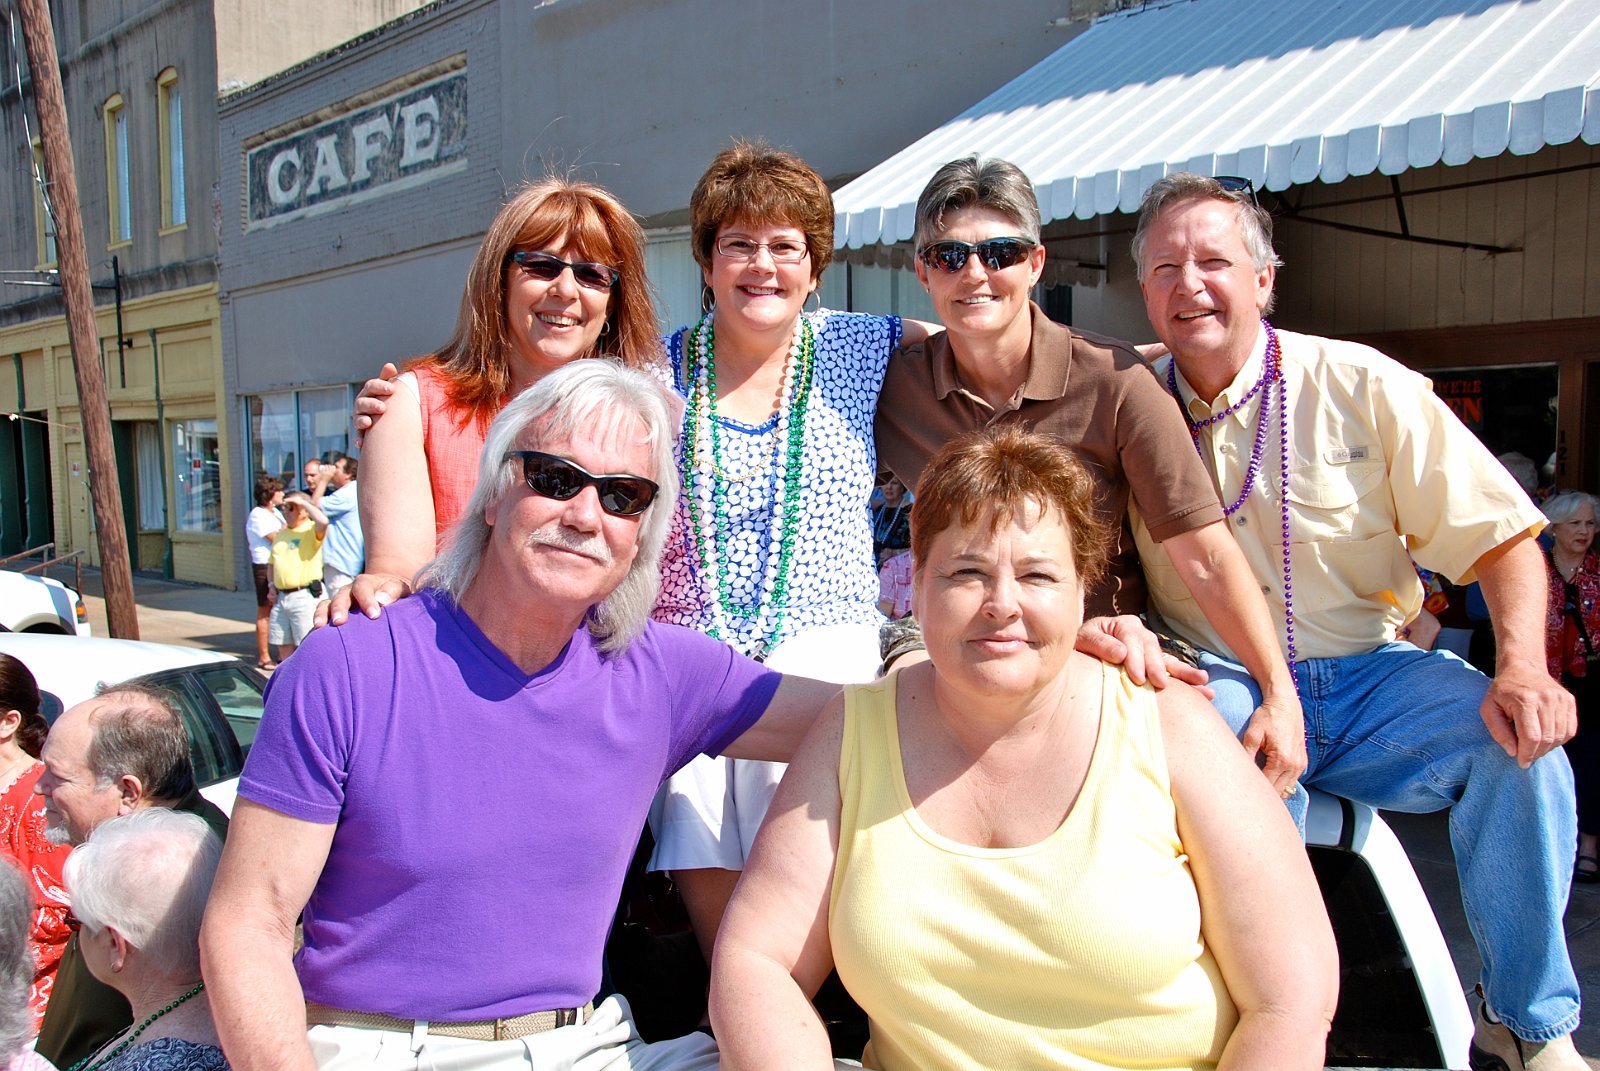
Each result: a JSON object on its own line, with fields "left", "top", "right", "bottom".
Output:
{"left": 71, "top": 565, "right": 258, "bottom": 659}
{"left": 55, "top": 565, "right": 1600, "bottom": 1065}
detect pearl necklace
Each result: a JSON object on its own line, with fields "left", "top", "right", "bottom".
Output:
{"left": 682, "top": 312, "right": 817, "bottom": 658}
{"left": 1168, "top": 320, "right": 1298, "bottom": 666}
{"left": 69, "top": 980, "right": 205, "bottom": 1071}
{"left": 1553, "top": 551, "right": 1585, "bottom": 583}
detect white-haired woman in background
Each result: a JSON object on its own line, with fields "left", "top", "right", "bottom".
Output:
{"left": 1543, "top": 490, "right": 1600, "bottom": 883}
{"left": 63, "top": 810, "right": 225, "bottom": 1071}
{"left": 2, "top": 860, "right": 56, "bottom": 1071}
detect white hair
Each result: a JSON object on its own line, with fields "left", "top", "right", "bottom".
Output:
{"left": 417, "top": 359, "right": 679, "bottom": 653}
{"left": 64, "top": 809, "right": 222, "bottom": 980}
{"left": 1543, "top": 490, "right": 1599, "bottom": 527}
{"left": 0, "top": 862, "right": 31, "bottom": 1059}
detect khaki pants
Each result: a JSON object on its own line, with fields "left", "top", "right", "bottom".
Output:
{"left": 307, "top": 997, "right": 719, "bottom": 1071}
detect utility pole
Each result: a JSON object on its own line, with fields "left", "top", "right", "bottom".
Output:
{"left": 16, "top": 0, "right": 139, "bottom": 638}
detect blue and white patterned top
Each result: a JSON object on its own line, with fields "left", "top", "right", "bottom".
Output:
{"left": 99, "top": 1038, "right": 229, "bottom": 1071}
{"left": 653, "top": 309, "right": 902, "bottom": 656}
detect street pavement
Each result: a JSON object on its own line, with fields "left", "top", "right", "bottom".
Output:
{"left": 63, "top": 566, "right": 1600, "bottom": 1066}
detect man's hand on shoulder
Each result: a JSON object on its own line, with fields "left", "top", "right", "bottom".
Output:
{"left": 1076, "top": 615, "right": 1212, "bottom": 695}
{"left": 1481, "top": 661, "right": 1576, "bottom": 768}
{"left": 1241, "top": 692, "right": 1309, "bottom": 796}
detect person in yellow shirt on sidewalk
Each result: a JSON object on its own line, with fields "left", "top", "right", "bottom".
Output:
{"left": 269, "top": 493, "right": 329, "bottom": 663}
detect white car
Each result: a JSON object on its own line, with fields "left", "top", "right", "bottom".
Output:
{"left": 0, "top": 570, "right": 91, "bottom": 636}
{"left": 1304, "top": 791, "right": 1472, "bottom": 1069}
{"left": 0, "top": 632, "right": 267, "bottom": 814}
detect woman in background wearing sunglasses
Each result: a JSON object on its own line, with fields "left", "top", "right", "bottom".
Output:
{"left": 349, "top": 177, "right": 659, "bottom": 613}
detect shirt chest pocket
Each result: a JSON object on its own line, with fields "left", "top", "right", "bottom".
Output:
{"left": 1284, "top": 456, "right": 1386, "bottom": 543}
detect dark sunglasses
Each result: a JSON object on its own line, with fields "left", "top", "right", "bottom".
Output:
{"left": 506, "top": 450, "right": 658, "bottom": 517}
{"left": 916, "top": 236, "right": 1035, "bottom": 274}
{"left": 1214, "top": 175, "right": 1260, "bottom": 207}
{"left": 510, "top": 250, "right": 619, "bottom": 291}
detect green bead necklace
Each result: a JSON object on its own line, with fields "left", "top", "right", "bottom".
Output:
{"left": 682, "top": 312, "right": 816, "bottom": 658}
{"left": 68, "top": 980, "right": 206, "bottom": 1071}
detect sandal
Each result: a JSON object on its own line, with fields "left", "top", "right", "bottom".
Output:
{"left": 256, "top": 660, "right": 278, "bottom": 672}
{"left": 1575, "top": 855, "right": 1600, "bottom": 884}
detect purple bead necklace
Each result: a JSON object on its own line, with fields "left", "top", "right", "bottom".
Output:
{"left": 1166, "top": 320, "right": 1297, "bottom": 666}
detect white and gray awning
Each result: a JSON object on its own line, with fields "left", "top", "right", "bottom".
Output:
{"left": 834, "top": 0, "right": 1600, "bottom": 263}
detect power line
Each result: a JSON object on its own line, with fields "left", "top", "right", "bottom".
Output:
{"left": 6, "top": 6, "right": 60, "bottom": 242}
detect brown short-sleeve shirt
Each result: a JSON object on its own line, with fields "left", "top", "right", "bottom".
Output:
{"left": 874, "top": 303, "right": 1223, "bottom": 616}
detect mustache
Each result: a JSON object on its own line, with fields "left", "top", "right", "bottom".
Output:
{"left": 526, "top": 525, "right": 610, "bottom": 563}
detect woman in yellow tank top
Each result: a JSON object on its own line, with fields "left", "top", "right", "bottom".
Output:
{"left": 709, "top": 426, "right": 1338, "bottom": 1071}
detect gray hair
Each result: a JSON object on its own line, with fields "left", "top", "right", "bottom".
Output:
{"left": 913, "top": 157, "right": 1042, "bottom": 253}
{"left": 1543, "top": 490, "right": 1599, "bottom": 526}
{"left": 86, "top": 683, "right": 195, "bottom": 803}
{"left": 1132, "top": 173, "right": 1284, "bottom": 313}
{"left": 64, "top": 809, "right": 221, "bottom": 981}
{"left": 85, "top": 685, "right": 194, "bottom": 800}
{"left": 418, "top": 359, "right": 679, "bottom": 653}
{"left": 0, "top": 862, "right": 31, "bottom": 1059}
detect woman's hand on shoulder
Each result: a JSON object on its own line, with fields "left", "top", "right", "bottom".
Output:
{"left": 314, "top": 573, "right": 414, "bottom": 628}
{"left": 351, "top": 363, "right": 402, "bottom": 443}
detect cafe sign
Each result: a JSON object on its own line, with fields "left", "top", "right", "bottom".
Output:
{"left": 245, "top": 60, "right": 467, "bottom": 229}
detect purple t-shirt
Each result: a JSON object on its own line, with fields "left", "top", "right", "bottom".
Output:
{"left": 239, "top": 589, "right": 780, "bottom": 1019}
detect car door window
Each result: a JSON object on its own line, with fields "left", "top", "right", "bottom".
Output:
{"left": 191, "top": 666, "right": 267, "bottom": 755}
{"left": 140, "top": 671, "right": 244, "bottom": 788}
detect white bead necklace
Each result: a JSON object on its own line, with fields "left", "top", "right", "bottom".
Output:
{"left": 682, "top": 312, "right": 815, "bottom": 657}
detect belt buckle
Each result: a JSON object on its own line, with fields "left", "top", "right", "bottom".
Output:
{"left": 493, "top": 1017, "right": 512, "bottom": 1041}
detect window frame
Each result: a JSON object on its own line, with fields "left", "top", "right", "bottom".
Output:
{"left": 31, "top": 138, "right": 57, "bottom": 268}
{"left": 157, "top": 67, "right": 186, "bottom": 232}
{"left": 103, "top": 92, "right": 132, "bottom": 247}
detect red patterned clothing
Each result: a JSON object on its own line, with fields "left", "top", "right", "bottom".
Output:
{"left": 2, "top": 763, "right": 71, "bottom": 1033}
{"left": 1545, "top": 550, "right": 1600, "bottom": 680}
{"left": 877, "top": 551, "right": 914, "bottom": 620}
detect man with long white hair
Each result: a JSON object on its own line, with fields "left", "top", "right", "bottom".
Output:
{"left": 203, "top": 360, "right": 838, "bottom": 1071}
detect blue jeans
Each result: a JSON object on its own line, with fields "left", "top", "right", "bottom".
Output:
{"left": 1201, "top": 643, "right": 1579, "bottom": 1042}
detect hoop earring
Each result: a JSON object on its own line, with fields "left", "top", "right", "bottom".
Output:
{"left": 598, "top": 319, "right": 611, "bottom": 337}
{"left": 700, "top": 285, "right": 715, "bottom": 315}
{"left": 803, "top": 290, "right": 822, "bottom": 315}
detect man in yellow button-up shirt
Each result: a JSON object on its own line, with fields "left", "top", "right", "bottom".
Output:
{"left": 1129, "top": 172, "right": 1581, "bottom": 1071}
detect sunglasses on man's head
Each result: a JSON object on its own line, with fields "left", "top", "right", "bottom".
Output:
{"left": 1214, "top": 175, "right": 1260, "bottom": 207}
{"left": 917, "top": 237, "right": 1036, "bottom": 275}
{"left": 510, "top": 250, "right": 619, "bottom": 292}
{"left": 506, "top": 450, "right": 658, "bottom": 517}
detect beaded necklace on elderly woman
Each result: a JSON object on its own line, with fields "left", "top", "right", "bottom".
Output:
{"left": 67, "top": 980, "right": 206, "bottom": 1071}
{"left": 1166, "top": 318, "right": 1299, "bottom": 668}
{"left": 682, "top": 312, "right": 817, "bottom": 660}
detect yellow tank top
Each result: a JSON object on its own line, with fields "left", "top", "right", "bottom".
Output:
{"left": 830, "top": 664, "right": 1237, "bottom": 1071}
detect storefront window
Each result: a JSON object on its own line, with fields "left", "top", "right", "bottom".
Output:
{"left": 246, "top": 393, "right": 298, "bottom": 489}
{"left": 172, "top": 418, "right": 221, "bottom": 532}
{"left": 244, "top": 387, "right": 353, "bottom": 498}
{"left": 299, "top": 387, "right": 352, "bottom": 481}
{"left": 1430, "top": 364, "right": 1559, "bottom": 495}
{"left": 134, "top": 422, "right": 164, "bottom": 530}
